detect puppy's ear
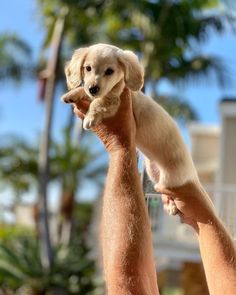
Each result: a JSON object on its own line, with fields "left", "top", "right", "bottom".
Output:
{"left": 64, "top": 47, "right": 88, "bottom": 90}
{"left": 118, "top": 50, "right": 144, "bottom": 91}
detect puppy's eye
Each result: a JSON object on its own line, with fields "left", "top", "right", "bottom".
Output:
{"left": 86, "top": 66, "right": 91, "bottom": 72}
{"left": 104, "top": 68, "right": 114, "bottom": 76}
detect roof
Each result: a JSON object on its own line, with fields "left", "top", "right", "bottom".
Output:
{"left": 220, "top": 97, "right": 236, "bottom": 103}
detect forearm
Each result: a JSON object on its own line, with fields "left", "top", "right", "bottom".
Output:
{"left": 196, "top": 208, "right": 236, "bottom": 294}
{"left": 101, "top": 147, "right": 159, "bottom": 295}
{"left": 156, "top": 180, "right": 236, "bottom": 294}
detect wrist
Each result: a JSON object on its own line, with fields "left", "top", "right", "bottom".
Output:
{"left": 104, "top": 136, "right": 136, "bottom": 154}
{"left": 183, "top": 206, "right": 218, "bottom": 234}
{"left": 108, "top": 142, "right": 136, "bottom": 156}
{"left": 195, "top": 210, "right": 219, "bottom": 232}
{"left": 171, "top": 182, "right": 217, "bottom": 233}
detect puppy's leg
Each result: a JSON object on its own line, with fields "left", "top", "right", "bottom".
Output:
{"left": 61, "top": 87, "right": 89, "bottom": 104}
{"left": 83, "top": 95, "right": 120, "bottom": 129}
{"left": 134, "top": 92, "right": 198, "bottom": 189}
{"left": 145, "top": 158, "right": 178, "bottom": 216}
{"left": 144, "top": 157, "right": 160, "bottom": 184}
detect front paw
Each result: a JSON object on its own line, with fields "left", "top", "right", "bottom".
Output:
{"left": 83, "top": 114, "right": 102, "bottom": 130}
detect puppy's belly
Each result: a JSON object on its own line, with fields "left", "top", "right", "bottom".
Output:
{"left": 132, "top": 92, "right": 198, "bottom": 188}
{"left": 137, "top": 137, "right": 197, "bottom": 188}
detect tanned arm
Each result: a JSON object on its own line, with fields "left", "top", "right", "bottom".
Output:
{"left": 73, "top": 88, "right": 159, "bottom": 295}
{"left": 102, "top": 149, "right": 158, "bottom": 295}
{"left": 156, "top": 182, "right": 236, "bottom": 295}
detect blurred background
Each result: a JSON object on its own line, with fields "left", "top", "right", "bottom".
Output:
{"left": 0, "top": 0, "right": 236, "bottom": 294}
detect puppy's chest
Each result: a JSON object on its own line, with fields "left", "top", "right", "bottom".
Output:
{"left": 94, "top": 94, "right": 120, "bottom": 105}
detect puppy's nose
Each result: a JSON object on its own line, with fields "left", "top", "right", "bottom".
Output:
{"left": 89, "top": 85, "right": 100, "bottom": 95}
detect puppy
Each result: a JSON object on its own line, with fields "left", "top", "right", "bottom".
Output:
{"left": 62, "top": 44, "right": 199, "bottom": 215}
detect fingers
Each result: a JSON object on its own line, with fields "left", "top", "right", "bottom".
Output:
{"left": 120, "top": 86, "right": 130, "bottom": 100}
{"left": 74, "top": 99, "right": 90, "bottom": 112}
{"left": 160, "top": 194, "right": 170, "bottom": 205}
{"left": 118, "top": 87, "right": 132, "bottom": 113}
{"left": 160, "top": 194, "right": 171, "bottom": 212}
{"left": 61, "top": 87, "right": 84, "bottom": 103}
{"left": 72, "top": 100, "right": 90, "bottom": 120}
{"left": 154, "top": 184, "right": 175, "bottom": 197}
{"left": 73, "top": 105, "right": 85, "bottom": 120}
{"left": 160, "top": 194, "right": 178, "bottom": 215}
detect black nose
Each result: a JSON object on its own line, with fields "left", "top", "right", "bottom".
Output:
{"left": 89, "top": 85, "right": 100, "bottom": 95}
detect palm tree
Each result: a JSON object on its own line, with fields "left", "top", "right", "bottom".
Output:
{"left": 0, "top": 33, "right": 32, "bottom": 82}
{"left": 0, "top": 135, "right": 38, "bottom": 201}
{"left": 0, "top": 130, "right": 105, "bottom": 293}
{"left": 0, "top": 235, "right": 96, "bottom": 295}
{"left": 103, "top": 1, "right": 229, "bottom": 80}
{"left": 0, "top": 132, "right": 106, "bottom": 234}
{"left": 37, "top": 0, "right": 233, "bottom": 121}
{"left": 32, "top": 1, "right": 234, "bottom": 262}
{"left": 51, "top": 127, "right": 107, "bottom": 245}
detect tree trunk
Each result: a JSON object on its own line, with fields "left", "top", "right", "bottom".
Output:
{"left": 37, "top": 8, "right": 67, "bottom": 270}
{"left": 58, "top": 190, "right": 75, "bottom": 246}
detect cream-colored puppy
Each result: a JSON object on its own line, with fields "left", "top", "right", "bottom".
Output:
{"left": 62, "top": 44, "right": 199, "bottom": 215}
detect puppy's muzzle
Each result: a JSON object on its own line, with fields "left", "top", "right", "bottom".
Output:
{"left": 89, "top": 85, "right": 100, "bottom": 95}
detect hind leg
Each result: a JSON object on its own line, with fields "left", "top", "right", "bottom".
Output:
{"left": 144, "top": 157, "right": 178, "bottom": 216}
{"left": 144, "top": 157, "right": 160, "bottom": 184}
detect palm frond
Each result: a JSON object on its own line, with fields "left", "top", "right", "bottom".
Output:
{"left": 0, "top": 34, "right": 31, "bottom": 57}
{"left": 0, "top": 136, "right": 39, "bottom": 196}
{"left": 164, "top": 55, "right": 229, "bottom": 87}
{"left": 0, "top": 235, "right": 96, "bottom": 292}
{"left": 0, "top": 33, "right": 33, "bottom": 82}
{"left": 153, "top": 94, "right": 198, "bottom": 122}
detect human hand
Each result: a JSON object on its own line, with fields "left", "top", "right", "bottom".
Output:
{"left": 72, "top": 87, "right": 136, "bottom": 153}
{"left": 61, "top": 86, "right": 89, "bottom": 104}
{"left": 154, "top": 181, "right": 216, "bottom": 231}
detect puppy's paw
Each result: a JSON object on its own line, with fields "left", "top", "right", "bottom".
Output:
{"left": 167, "top": 199, "right": 178, "bottom": 216}
{"left": 83, "top": 114, "right": 102, "bottom": 130}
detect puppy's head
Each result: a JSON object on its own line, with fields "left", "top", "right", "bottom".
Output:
{"left": 65, "top": 44, "right": 144, "bottom": 99}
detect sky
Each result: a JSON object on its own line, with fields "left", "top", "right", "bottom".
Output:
{"left": 0, "top": 1, "right": 67, "bottom": 142}
{"left": 1, "top": 1, "right": 236, "bottom": 207}
{"left": 1, "top": 1, "right": 236, "bottom": 140}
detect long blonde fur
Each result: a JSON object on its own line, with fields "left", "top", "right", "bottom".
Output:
{"left": 62, "top": 44, "right": 199, "bottom": 214}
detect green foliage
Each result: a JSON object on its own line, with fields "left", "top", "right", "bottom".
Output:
{"left": 72, "top": 202, "right": 95, "bottom": 246}
{"left": 0, "top": 225, "right": 33, "bottom": 242}
{"left": 0, "top": 236, "right": 97, "bottom": 294}
{"left": 50, "top": 127, "right": 107, "bottom": 194}
{"left": 0, "top": 33, "right": 32, "bottom": 83}
{"left": 74, "top": 202, "right": 93, "bottom": 228}
{"left": 162, "top": 287, "right": 182, "bottom": 295}
{"left": 0, "top": 136, "right": 39, "bottom": 198}
{"left": 0, "top": 205, "right": 98, "bottom": 294}
{"left": 0, "top": 131, "right": 106, "bottom": 200}
{"left": 104, "top": 0, "right": 230, "bottom": 85}
{"left": 37, "top": 0, "right": 231, "bottom": 83}
{"left": 156, "top": 95, "right": 198, "bottom": 122}
{"left": 37, "top": 0, "right": 235, "bottom": 122}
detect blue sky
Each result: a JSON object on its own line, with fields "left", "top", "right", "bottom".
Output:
{"left": 1, "top": 1, "right": 236, "bottom": 142}
{"left": 1, "top": 1, "right": 236, "bottom": 205}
